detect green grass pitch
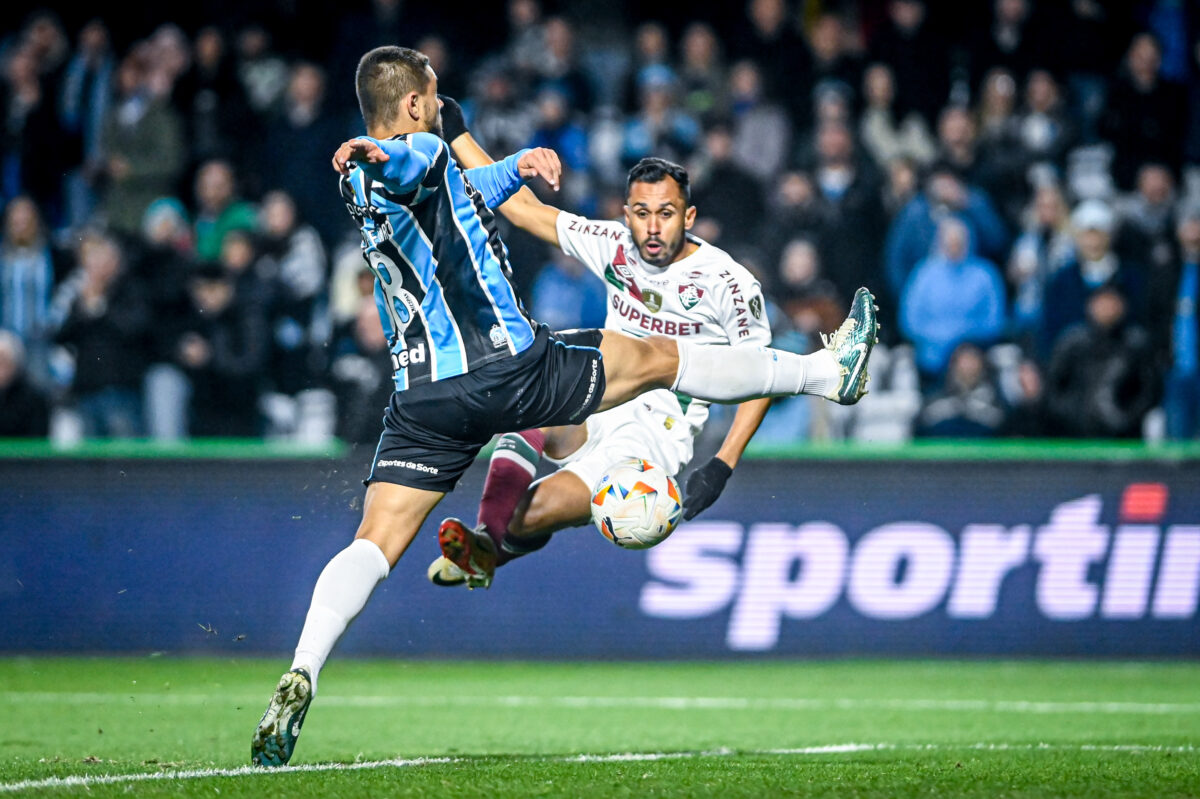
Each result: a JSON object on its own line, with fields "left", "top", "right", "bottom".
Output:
{"left": 1, "top": 658, "right": 1197, "bottom": 797}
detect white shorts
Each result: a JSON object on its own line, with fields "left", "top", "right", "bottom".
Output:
{"left": 549, "top": 398, "right": 695, "bottom": 493}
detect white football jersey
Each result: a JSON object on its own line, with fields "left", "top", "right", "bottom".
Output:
{"left": 555, "top": 211, "right": 771, "bottom": 436}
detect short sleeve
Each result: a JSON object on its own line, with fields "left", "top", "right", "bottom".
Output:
{"left": 555, "top": 212, "right": 626, "bottom": 281}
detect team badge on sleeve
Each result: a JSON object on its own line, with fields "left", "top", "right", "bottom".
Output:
{"left": 678, "top": 283, "right": 704, "bottom": 310}
{"left": 750, "top": 295, "right": 763, "bottom": 319}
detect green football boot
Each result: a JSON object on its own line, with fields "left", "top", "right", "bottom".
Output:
{"left": 251, "top": 668, "right": 312, "bottom": 767}
{"left": 820, "top": 287, "right": 879, "bottom": 406}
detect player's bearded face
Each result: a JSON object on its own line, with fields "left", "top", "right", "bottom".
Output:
{"left": 625, "top": 179, "right": 695, "bottom": 266}
{"left": 421, "top": 67, "right": 442, "bottom": 138}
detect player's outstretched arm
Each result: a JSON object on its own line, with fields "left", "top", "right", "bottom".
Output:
{"left": 682, "top": 398, "right": 771, "bottom": 520}
{"left": 331, "top": 135, "right": 439, "bottom": 194}
{"left": 440, "top": 96, "right": 563, "bottom": 248}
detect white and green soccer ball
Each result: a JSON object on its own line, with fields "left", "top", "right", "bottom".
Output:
{"left": 590, "top": 458, "right": 683, "bottom": 549}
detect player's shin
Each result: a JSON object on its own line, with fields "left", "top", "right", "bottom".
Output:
{"left": 671, "top": 340, "right": 840, "bottom": 402}
{"left": 478, "top": 430, "right": 545, "bottom": 565}
{"left": 291, "top": 538, "right": 390, "bottom": 694}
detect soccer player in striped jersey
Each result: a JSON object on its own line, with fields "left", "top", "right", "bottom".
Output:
{"left": 252, "top": 46, "right": 878, "bottom": 768}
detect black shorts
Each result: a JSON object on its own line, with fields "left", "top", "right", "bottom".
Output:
{"left": 366, "top": 325, "right": 605, "bottom": 492}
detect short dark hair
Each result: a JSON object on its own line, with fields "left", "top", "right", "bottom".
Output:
{"left": 355, "top": 46, "right": 431, "bottom": 130}
{"left": 626, "top": 157, "right": 691, "bottom": 204}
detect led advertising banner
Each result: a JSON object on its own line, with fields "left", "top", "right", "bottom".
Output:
{"left": 1, "top": 456, "right": 1197, "bottom": 657}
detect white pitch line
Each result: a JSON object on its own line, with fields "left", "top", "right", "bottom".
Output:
{"left": 3, "top": 692, "right": 1200, "bottom": 715}
{"left": 0, "top": 743, "right": 1195, "bottom": 794}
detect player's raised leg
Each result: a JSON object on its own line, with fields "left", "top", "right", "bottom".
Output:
{"left": 429, "top": 425, "right": 586, "bottom": 588}
{"left": 252, "top": 482, "right": 444, "bottom": 767}
{"left": 598, "top": 286, "right": 879, "bottom": 410}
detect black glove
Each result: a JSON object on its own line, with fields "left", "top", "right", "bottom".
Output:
{"left": 682, "top": 457, "right": 733, "bottom": 521}
{"left": 438, "top": 94, "right": 469, "bottom": 142}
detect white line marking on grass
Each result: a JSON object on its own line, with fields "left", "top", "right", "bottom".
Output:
{"left": 5, "top": 692, "right": 1200, "bottom": 715}
{"left": 0, "top": 743, "right": 1195, "bottom": 793}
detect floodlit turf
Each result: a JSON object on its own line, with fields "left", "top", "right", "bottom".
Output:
{"left": 0, "top": 658, "right": 1197, "bottom": 797}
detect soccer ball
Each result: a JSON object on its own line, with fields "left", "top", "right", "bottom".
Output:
{"left": 590, "top": 458, "right": 683, "bottom": 549}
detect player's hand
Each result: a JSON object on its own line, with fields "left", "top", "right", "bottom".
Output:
{"left": 517, "top": 147, "right": 561, "bottom": 192}
{"left": 438, "top": 94, "right": 469, "bottom": 142}
{"left": 332, "top": 138, "right": 389, "bottom": 175}
{"left": 682, "top": 457, "right": 733, "bottom": 521}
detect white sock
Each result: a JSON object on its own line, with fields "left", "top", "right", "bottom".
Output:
{"left": 291, "top": 538, "right": 390, "bottom": 695}
{"left": 672, "top": 342, "right": 840, "bottom": 402}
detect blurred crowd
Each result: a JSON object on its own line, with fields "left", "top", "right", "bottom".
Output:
{"left": 1, "top": 0, "right": 1199, "bottom": 445}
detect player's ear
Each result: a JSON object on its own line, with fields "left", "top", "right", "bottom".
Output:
{"left": 683, "top": 204, "right": 697, "bottom": 230}
{"left": 406, "top": 90, "right": 421, "bottom": 121}
{"left": 623, "top": 204, "right": 632, "bottom": 227}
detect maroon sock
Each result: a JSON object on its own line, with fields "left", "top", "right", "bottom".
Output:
{"left": 478, "top": 429, "right": 545, "bottom": 566}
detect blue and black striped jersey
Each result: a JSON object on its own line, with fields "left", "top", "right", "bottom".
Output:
{"left": 340, "top": 132, "right": 536, "bottom": 391}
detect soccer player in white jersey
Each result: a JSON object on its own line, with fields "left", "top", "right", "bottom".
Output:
{"left": 426, "top": 101, "right": 863, "bottom": 589}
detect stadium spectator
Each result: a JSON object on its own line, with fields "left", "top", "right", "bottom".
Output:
{"left": 1000, "top": 357, "right": 1048, "bottom": 437}
{"left": 143, "top": 25, "right": 190, "bottom": 101}
{"left": 467, "top": 67, "right": 535, "bottom": 158}
{"left": 1102, "top": 33, "right": 1187, "bottom": 190}
{"left": 192, "top": 159, "right": 256, "bottom": 263}
{"left": 775, "top": 237, "right": 844, "bottom": 322}
{"left": 727, "top": 60, "right": 790, "bottom": 183}
{"left": 173, "top": 27, "right": 256, "bottom": 174}
{"left": 806, "top": 14, "right": 862, "bottom": 110}
{"left": 534, "top": 17, "right": 594, "bottom": 114}
{"left": 801, "top": 120, "right": 885, "bottom": 306}
{"left": 136, "top": 198, "right": 197, "bottom": 441}
{"left": 50, "top": 232, "right": 149, "bottom": 438}
{"left": 255, "top": 191, "right": 333, "bottom": 440}
{"left": 621, "top": 65, "right": 700, "bottom": 169}
{"left": 328, "top": 280, "right": 393, "bottom": 445}
{"left": 1007, "top": 183, "right": 1074, "bottom": 344}
{"left": 235, "top": 26, "right": 289, "bottom": 116}
{"left": 916, "top": 342, "right": 1008, "bottom": 437}
{"left": 1045, "top": 285, "right": 1157, "bottom": 438}
{"left": 1041, "top": 200, "right": 1145, "bottom": 361}
{"left": 881, "top": 156, "right": 920, "bottom": 217}
{"left": 900, "top": 217, "right": 1007, "bottom": 382}
{"left": 677, "top": 22, "right": 726, "bottom": 120}
{"left": 176, "top": 264, "right": 268, "bottom": 437}
{"left": 621, "top": 22, "right": 671, "bottom": 114}
{"left": 858, "top": 62, "right": 936, "bottom": 170}
{"left": 884, "top": 162, "right": 1007, "bottom": 298}
{"left": 1016, "top": 70, "right": 1076, "bottom": 184}
{"left": 527, "top": 88, "right": 590, "bottom": 206}
{"left": 689, "top": 123, "right": 765, "bottom": 253}
{"left": 1, "top": 43, "right": 69, "bottom": 220}
{"left": 98, "top": 50, "right": 184, "bottom": 236}
{"left": 529, "top": 247, "right": 606, "bottom": 333}
{"left": 730, "top": 0, "right": 811, "bottom": 124}
{"left": 1057, "top": 0, "right": 1127, "bottom": 143}
{"left": 868, "top": 0, "right": 950, "bottom": 127}
{"left": 757, "top": 171, "right": 833, "bottom": 288}
{"left": 263, "top": 62, "right": 348, "bottom": 246}
{"left": 0, "top": 329, "right": 49, "bottom": 437}
{"left": 967, "top": 0, "right": 1044, "bottom": 89}
{"left": 1164, "top": 207, "right": 1200, "bottom": 440}
{"left": 937, "top": 103, "right": 1026, "bottom": 230}
{"left": 0, "top": 196, "right": 57, "bottom": 384}
{"left": 59, "top": 20, "right": 114, "bottom": 231}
